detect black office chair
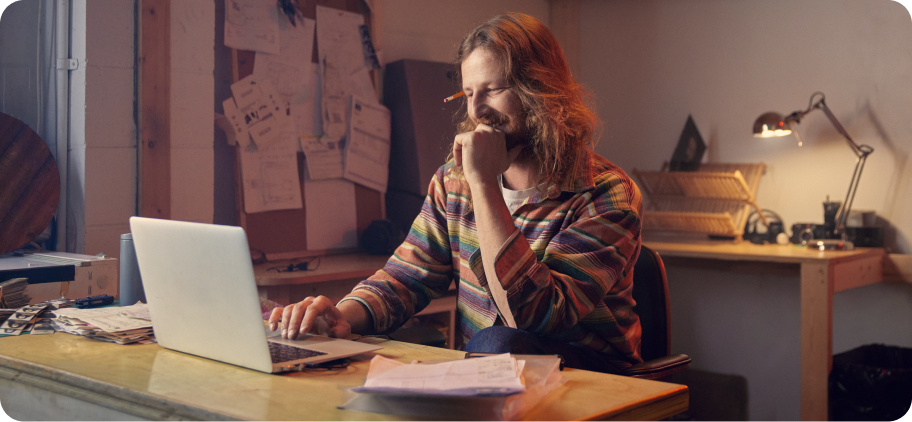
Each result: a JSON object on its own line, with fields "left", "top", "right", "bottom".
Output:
{"left": 621, "top": 244, "right": 692, "bottom": 379}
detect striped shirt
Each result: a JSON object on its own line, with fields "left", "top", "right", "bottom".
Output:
{"left": 340, "top": 151, "right": 644, "bottom": 367}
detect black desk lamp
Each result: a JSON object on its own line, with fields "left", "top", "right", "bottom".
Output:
{"left": 753, "top": 92, "right": 874, "bottom": 239}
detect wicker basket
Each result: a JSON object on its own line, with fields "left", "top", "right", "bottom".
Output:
{"left": 633, "top": 163, "right": 766, "bottom": 241}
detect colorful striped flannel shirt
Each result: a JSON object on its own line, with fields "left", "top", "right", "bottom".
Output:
{"left": 340, "top": 151, "right": 644, "bottom": 366}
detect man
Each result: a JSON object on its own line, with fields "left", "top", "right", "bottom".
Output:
{"left": 269, "top": 12, "right": 643, "bottom": 373}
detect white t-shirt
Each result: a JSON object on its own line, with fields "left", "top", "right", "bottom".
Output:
{"left": 499, "top": 175, "right": 545, "bottom": 214}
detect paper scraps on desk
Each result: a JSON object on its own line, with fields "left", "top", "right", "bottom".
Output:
{"left": 0, "top": 304, "right": 47, "bottom": 336}
{"left": 52, "top": 302, "right": 155, "bottom": 345}
{"left": 342, "top": 354, "right": 566, "bottom": 421}
{"left": 0, "top": 298, "right": 74, "bottom": 335}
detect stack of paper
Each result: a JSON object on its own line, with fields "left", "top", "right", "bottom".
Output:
{"left": 0, "top": 278, "right": 31, "bottom": 308}
{"left": 356, "top": 353, "right": 526, "bottom": 396}
{"left": 342, "top": 354, "right": 566, "bottom": 420}
{"left": 52, "top": 302, "right": 155, "bottom": 345}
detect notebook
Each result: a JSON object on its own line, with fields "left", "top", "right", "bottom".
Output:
{"left": 129, "top": 216, "right": 382, "bottom": 373}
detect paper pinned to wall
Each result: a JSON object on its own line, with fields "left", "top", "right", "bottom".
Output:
{"left": 301, "top": 136, "right": 343, "bottom": 180}
{"left": 229, "top": 75, "right": 289, "bottom": 151}
{"left": 254, "top": 17, "right": 316, "bottom": 106}
{"left": 343, "top": 97, "right": 391, "bottom": 193}
{"left": 316, "top": 6, "right": 370, "bottom": 142}
{"left": 224, "top": 0, "right": 280, "bottom": 54}
{"left": 239, "top": 139, "right": 303, "bottom": 214}
{"left": 304, "top": 178, "right": 358, "bottom": 251}
{"left": 316, "top": 6, "right": 366, "bottom": 76}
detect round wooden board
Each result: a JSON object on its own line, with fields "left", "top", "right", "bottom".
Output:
{"left": 0, "top": 112, "right": 60, "bottom": 254}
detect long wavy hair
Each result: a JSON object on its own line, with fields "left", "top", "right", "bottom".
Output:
{"left": 448, "top": 12, "right": 599, "bottom": 196}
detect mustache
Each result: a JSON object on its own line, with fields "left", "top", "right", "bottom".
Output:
{"left": 475, "top": 113, "right": 510, "bottom": 129}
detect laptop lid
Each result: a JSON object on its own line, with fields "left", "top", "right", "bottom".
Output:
{"left": 129, "top": 217, "right": 380, "bottom": 373}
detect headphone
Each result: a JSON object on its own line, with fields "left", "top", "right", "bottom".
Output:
{"left": 744, "top": 209, "right": 785, "bottom": 245}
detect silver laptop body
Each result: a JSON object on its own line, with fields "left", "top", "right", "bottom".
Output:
{"left": 129, "top": 216, "right": 381, "bottom": 373}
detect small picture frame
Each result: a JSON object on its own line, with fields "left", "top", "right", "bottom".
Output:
{"left": 670, "top": 115, "right": 706, "bottom": 172}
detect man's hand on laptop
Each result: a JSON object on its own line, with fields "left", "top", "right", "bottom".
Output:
{"left": 269, "top": 296, "right": 351, "bottom": 340}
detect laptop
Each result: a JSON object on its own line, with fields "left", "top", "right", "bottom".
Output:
{"left": 129, "top": 216, "right": 382, "bottom": 373}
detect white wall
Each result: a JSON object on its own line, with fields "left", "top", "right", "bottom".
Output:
{"left": 582, "top": 0, "right": 912, "bottom": 253}
{"left": 381, "top": 0, "right": 550, "bottom": 65}
{"left": 578, "top": 1, "right": 912, "bottom": 419}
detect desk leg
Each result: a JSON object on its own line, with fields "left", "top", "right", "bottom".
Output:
{"left": 800, "top": 262, "right": 833, "bottom": 421}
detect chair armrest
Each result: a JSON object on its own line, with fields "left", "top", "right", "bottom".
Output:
{"left": 623, "top": 354, "right": 692, "bottom": 380}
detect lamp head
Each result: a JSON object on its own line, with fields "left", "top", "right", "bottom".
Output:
{"left": 753, "top": 112, "right": 792, "bottom": 138}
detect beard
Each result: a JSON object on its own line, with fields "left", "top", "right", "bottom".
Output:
{"left": 475, "top": 111, "right": 531, "bottom": 150}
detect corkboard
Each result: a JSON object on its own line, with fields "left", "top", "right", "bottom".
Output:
{"left": 230, "top": 0, "right": 381, "bottom": 260}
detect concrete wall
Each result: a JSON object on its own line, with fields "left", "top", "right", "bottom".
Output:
{"left": 578, "top": 1, "right": 912, "bottom": 419}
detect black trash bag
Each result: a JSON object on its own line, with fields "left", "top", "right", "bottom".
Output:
{"left": 829, "top": 344, "right": 912, "bottom": 421}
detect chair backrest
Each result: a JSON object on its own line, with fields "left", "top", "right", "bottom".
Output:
{"left": 631, "top": 244, "right": 671, "bottom": 362}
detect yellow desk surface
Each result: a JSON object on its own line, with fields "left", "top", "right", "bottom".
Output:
{"left": 0, "top": 333, "right": 688, "bottom": 421}
{"left": 644, "top": 237, "right": 885, "bottom": 421}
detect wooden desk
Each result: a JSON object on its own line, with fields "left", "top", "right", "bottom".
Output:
{"left": 0, "top": 333, "right": 688, "bottom": 420}
{"left": 643, "top": 238, "right": 884, "bottom": 421}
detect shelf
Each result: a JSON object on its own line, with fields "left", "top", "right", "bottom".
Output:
{"left": 634, "top": 163, "right": 766, "bottom": 241}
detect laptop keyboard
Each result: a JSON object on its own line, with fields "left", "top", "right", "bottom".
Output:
{"left": 268, "top": 341, "right": 327, "bottom": 363}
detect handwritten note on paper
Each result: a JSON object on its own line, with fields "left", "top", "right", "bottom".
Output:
{"left": 316, "top": 6, "right": 366, "bottom": 76}
{"left": 239, "top": 140, "right": 304, "bottom": 214}
{"left": 343, "top": 97, "right": 391, "bottom": 193}
{"left": 254, "top": 17, "right": 316, "bottom": 105}
{"left": 300, "top": 136, "right": 343, "bottom": 180}
{"left": 316, "top": 6, "right": 369, "bottom": 140}
{"left": 304, "top": 178, "right": 358, "bottom": 251}
{"left": 224, "top": 0, "right": 280, "bottom": 54}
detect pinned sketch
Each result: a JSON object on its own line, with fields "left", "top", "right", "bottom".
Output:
{"left": 229, "top": 75, "right": 290, "bottom": 151}
{"left": 224, "top": 0, "right": 281, "bottom": 54}
{"left": 220, "top": 99, "right": 251, "bottom": 146}
{"left": 254, "top": 17, "right": 316, "bottom": 105}
{"left": 300, "top": 136, "right": 343, "bottom": 180}
{"left": 316, "top": 6, "right": 366, "bottom": 76}
{"left": 239, "top": 140, "right": 303, "bottom": 214}
{"left": 316, "top": 6, "right": 371, "bottom": 142}
{"left": 343, "top": 97, "right": 390, "bottom": 193}
{"left": 304, "top": 178, "right": 357, "bottom": 251}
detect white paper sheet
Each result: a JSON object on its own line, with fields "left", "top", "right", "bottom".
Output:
{"left": 254, "top": 17, "right": 316, "bottom": 105}
{"left": 357, "top": 354, "right": 525, "bottom": 395}
{"left": 230, "top": 75, "right": 289, "bottom": 151}
{"left": 301, "top": 136, "right": 344, "bottom": 180}
{"left": 224, "top": 0, "right": 280, "bottom": 54}
{"left": 343, "top": 97, "right": 390, "bottom": 193}
{"left": 315, "top": 6, "right": 366, "bottom": 76}
{"left": 239, "top": 140, "right": 303, "bottom": 214}
{"left": 316, "top": 6, "right": 370, "bottom": 142}
{"left": 304, "top": 178, "right": 357, "bottom": 250}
